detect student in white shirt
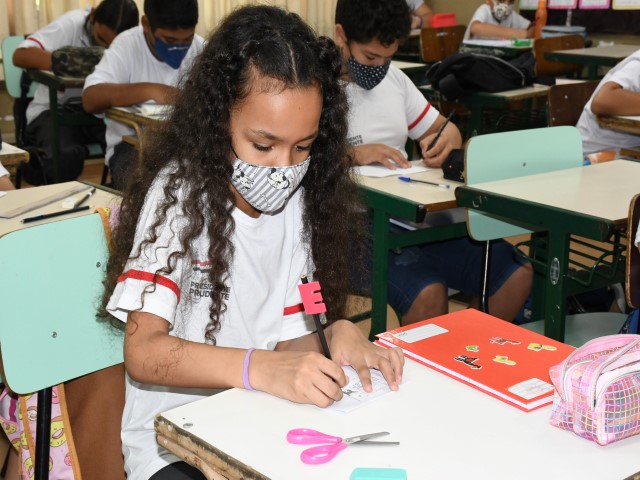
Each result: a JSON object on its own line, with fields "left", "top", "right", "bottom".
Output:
{"left": 464, "top": 0, "right": 533, "bottom": 41}
{"left": 336, "top": 0, "right": 533, "bottom": 325}
{"left": 83, "top": 0, "right": 205, "bottom": 190}
{"left": 577, "top": 49, "right": 640, "bottom": 155}
{"left": 0, "top": 161, "right": 14, "bottom": 191}
{"left": 101, "top": 5, "right": 404, "bottom": 479}
{"left": 13, "top": 0, "right": 139, "bottom": 184}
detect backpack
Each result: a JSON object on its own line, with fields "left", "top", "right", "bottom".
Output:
{"left": 51, "top": 46, "right": 105, "bottom": 78}
{"left": 426, "top": 52, "right": 536, "bottom": 100}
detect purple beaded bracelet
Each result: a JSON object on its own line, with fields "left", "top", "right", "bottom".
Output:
{"left": 243, "top": 348, "right": 256, "bottom": 390}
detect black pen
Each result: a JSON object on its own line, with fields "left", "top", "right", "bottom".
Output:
{"left": 73, "top": 187, "right": 96, "bottom": 208}
{"left": 21, "top": 205, "right": 90, "bottom": 224}
{"left": 426, "top": 111, "right": 455, "bottom": 151}
{"left": 301, "top": 275, "right": 332, "bottom": 360}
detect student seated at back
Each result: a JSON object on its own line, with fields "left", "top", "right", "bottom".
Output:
{"left": 13, "top": 0, "right": 139, "bottom": 185}
{"left": 335, "top": 0, "right": 533, "bottom": 325}
{"left": 577, "top": 48, "right": 640, "bottom": 156}
{"left": 464, "top": 0, "right": 533, "bottom": 41}
{"left": 83, "top": 0, "right": 205, "bottom": 191}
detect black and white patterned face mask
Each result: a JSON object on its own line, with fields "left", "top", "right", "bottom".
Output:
{"left": 230, "top": 155, "right": 311, "bottom": 214}
{"left": 348, "top": 56, "right": 390, "bottom": 90}
{"left": 491, "top": 1, "right": 513, "bottom": 22}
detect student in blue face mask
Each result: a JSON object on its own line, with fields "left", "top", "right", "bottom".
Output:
{"left": 83, "top": 0, "right": 204, "bottom": 190}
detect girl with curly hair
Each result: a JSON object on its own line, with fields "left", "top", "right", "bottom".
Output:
{"left": 101, "top": 5, "right": 404, "bottom": 479}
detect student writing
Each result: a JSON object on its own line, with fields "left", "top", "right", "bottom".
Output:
{"left": 101, "top": 5, "right": 404, "bottom": 479}
{"left": 464, "top": 0, "right": 534, "bottom": 41}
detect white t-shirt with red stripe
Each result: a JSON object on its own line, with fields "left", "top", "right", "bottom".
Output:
{"left": 18, "top": 9, "right": 91, "bottom": 124}
{"left": 345, "top": 63, "right": 440, "bottom": 158}
{"left": 106, "top": 168, "right": 316, "bottom": 479}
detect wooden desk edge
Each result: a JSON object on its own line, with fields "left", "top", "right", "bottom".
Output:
{"left": 597, "top": 115, "right": 640, "bottom": 135}
{"left": 155, "top": 415, "right": 269, "bottom": 480}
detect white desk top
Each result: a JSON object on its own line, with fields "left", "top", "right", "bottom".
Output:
{"left": 356, "top": 166, "right": 458, "bottom": 212}
{"left": 391, "top": 60, "right": 427, "bottom": 71}
{"left": 157, "top": 359, "right": 640, "bottom": 480}
{"left": 470, "top": 160, "right": 640, "bottom": 225}
{"left": 550, "top": 44, "right": 638, "bottom": 59}
{"left": 0, "top": 182, "right": 118, "bottom": 237}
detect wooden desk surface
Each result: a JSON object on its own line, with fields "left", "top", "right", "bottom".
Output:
{"left": 29, "top": 69, "right": 85, "bottom": 89}
{"left": 598, "top": 114, "right": 640, "bottom": 136}
{"left": 0, "top": 143, "right": 29, "bottom": 167}
{"left": 391, "top": 60, "right": 427, "bottom": 72}
{"left": 0, "top": 182, "right": 119, "bottom": 237}
{"left": 357, "top": 166, "right": 458, "bottom": 213}
{"left": 156, "top": 359, "right": 640, "bottom": 480}
{"left": 470, "top": 160, "right": 639, "bottom": 226}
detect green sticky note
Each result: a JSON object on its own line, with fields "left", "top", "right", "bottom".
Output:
{"left": 350, "top": 467, "right": 407, "bottom": 480}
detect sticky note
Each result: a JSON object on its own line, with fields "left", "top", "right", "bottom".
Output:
{"left": 349, "top": 467, "right": 407, "bottom": 480}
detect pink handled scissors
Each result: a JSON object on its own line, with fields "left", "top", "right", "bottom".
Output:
{"left": 286, "top": 428, "right": 399, "bottom": 465}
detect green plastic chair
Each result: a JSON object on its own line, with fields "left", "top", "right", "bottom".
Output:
{"left": 1, "top": 35, "right": 38, "bottom": 99}
{"left": 464, "top": 126, "right": 627, "bottom": 346}
{"left": 0, "top": 213, "right": 123, "bottom": 479}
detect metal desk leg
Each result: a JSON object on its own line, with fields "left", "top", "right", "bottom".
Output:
{"left": 47, "top": 87, "right": 61, "bottom": 183}
{"left": 35, "top": 387, "right": 52, "bottom": 480}
{"left": 370, "top": 209, "right": 391, "bottom": 340}
{"left": 543, "top": 231, "right": 571, "bottom": 342}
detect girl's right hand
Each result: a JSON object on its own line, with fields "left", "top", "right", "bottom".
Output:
{"left": 249, "top": 350, "right": 347, "bottom": 407}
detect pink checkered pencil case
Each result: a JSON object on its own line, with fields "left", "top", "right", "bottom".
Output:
{"left": 549, "top": 334, "right": 640, "bottom": 445}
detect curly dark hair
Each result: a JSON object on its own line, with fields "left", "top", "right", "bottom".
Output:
{"left": 335, "top": 0, "right": 412, "bottom": 46}
{"left": 100, "top": 5, "right": 363, "bottom": 344}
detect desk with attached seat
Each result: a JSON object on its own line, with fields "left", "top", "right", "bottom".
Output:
{"left": 544, "top": 44, "right": 638, "bottom": 80}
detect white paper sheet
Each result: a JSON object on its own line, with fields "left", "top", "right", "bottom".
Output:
{"left": 324, "top": 366, "right": 403, "bottom": 414}
{"left": 353, "top": 163, "right": 429, "bottom": 178}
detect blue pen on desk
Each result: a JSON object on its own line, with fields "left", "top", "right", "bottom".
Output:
{"left": 398, "top": 176, "right": 450, "bottom": 189}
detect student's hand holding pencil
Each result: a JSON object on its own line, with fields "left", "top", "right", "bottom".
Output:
{"left": 419, "top": 112, "right": 462, "bottom": 168}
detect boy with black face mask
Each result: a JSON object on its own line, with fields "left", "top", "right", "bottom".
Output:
{"left": 83, "top": 0, "right": 204, "bottom": 190}
{"left": 464, "top": 0, "right": 534, "bottom": 41}
{"left": 337, "top": 0, "right": 533, "bottom": 326}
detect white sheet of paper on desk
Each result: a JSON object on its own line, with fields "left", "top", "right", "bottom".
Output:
{"left": 137, "top": 103, "right": 171, "bottom": 117}
{"left": 0, "top": 192, "right": 6, "bottom": 199}
{"left": 324, "top": 366, "right": 402, "bottom": 414}
{"left": 353, "top": 163, "right": 429, "bottom": 178}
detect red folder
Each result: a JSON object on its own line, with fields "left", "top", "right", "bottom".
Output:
{"left": 376, "top": 309, "right": 575, "bottom": 412}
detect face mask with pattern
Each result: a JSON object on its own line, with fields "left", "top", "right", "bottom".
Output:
{"left": 230, "top": 155, "right": 311, "bottom": 213}
{"left": 492, "top": 1, "right": 513, "bottom": 22}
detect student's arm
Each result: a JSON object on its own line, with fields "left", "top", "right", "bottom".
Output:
{"left": 124, "top": 311, "right": 348, "bottom": 407}
{"left": 351, "top": 144, "right": 412, "bottom": 169}
{"left": 275, "top": 320, "right": 404, "bottom": 394}
{"left": 82, "top": 83, "right": 179, "bottom": 114}
{"left": 419, "top": 113, "right": 462, "bottom": 167}
{"left": 470, "top": 21, "right": 531, "bottom": 40}
{"left": 590, "top": 81, "right": 640, "bottom": 116}
{"left": 0, "top": 175, "right": 15, "bottom": 191}
{"left": 13, "top": 47, "right": 52, "bottom": 71}
{"left": 412, "top": 3, "right": 433, "bottom": 29}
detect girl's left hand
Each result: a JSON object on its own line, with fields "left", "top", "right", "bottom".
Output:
{"left": 327, "top": 320, "right": 404, "bottom": 393}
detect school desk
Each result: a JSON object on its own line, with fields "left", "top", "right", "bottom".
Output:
{"left": 420, "top": 83, "right": 550, "bottom": 137}
{"left": 357, "top": 168, "right": 466, "bottom": 339}
{"left": 544, "top": 44, "right": 638, "bottom": 80}
{"left": 0, "top": 180, "right": 118, "bottom": 236}
{"left": 105, "top": 106, "right": 165, "bottom": 152}
{"left": 0, "top": 142, "right": 29, "bottom": 168}
{"left": 154, "top": 358, "right": 640, "bottom": 480}
{"left": 28, "top": 69, "right": 105, "bottom": 183}
{"left": 455, "top": 159, "right": 639, "bottom": 342}
{"left": 597, "top": 114, "right": 640, "bottom": 136}
{"left": 391, "top": 60, "right": 427, "bottom": 85}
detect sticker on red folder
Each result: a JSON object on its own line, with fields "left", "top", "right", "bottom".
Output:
{"left": 391, "top": 323, "right": 448, "bottom": 343}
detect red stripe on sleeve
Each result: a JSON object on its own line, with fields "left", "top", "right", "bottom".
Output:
{"left": 408, "top": 103, "right": 431, "bottom": 130}
{"left": 25, "top": 37, "right": 46, "bottom": 50}
{"left": 117, "top": 269, "right": 181, "bottom": 301}
{"left": 283, "top": 303, "right": 304, "bottom": 316}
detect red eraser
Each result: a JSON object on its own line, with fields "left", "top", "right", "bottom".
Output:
{"left": 298, "top": 281, "right": 327, "bottom": 315}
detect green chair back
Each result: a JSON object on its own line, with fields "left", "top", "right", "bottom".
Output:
{"left": 0, "top": 213, "right": 123, "bottom": 393}
{"left": 1, "top": 35, "right": 38, "bottom": 99}
{"left": 464, "top": 126, "right": 584, "bottom": 241}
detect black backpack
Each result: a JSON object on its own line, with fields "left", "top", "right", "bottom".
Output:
{"left": 426, "top": 51, "right": 536, "bottom": 100}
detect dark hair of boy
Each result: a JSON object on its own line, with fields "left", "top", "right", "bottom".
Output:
{"left": 94, "top": 0, "right": 140, "bottom": 34}
{"left": 101, "top": 5, "right": 361, "bottom": 343}
{"left": 144, "top": 0, "right": 198, "bottom": 31}
{"left": 335, "top": 0, "right": 412, "bottom": 46}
